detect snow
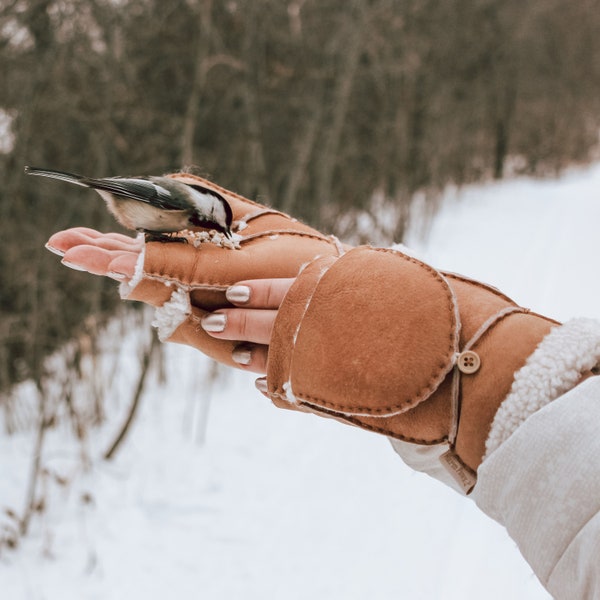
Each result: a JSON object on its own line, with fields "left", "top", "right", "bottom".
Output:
{"left": 406, "top": 163, "right": 600, "bottom": 323}
{"left": 4, "top": 163, "right": 600, "bottom": 599}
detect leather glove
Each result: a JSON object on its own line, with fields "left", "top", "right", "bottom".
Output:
{"left": 120, "top": 172, "right": 345, "bottom": 366}
{"left": 264, "top": 246, "right": 565, "bottom": 493}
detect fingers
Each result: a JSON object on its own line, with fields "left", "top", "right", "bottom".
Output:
{"left": 231, "top": 344, "right": 269, "bottom": 374}
{"left": 47, "top": 227, "right": 142, "bottom": 255}
{"left": 225, "top": 278, "right": 295, "bottom": 309}
{"left": 201, "top": 300, "right": 279, "bottom": 374}
{"left": 47, "top": 227, "right": 141, "bottom": 279}
{"left": 202, "top": 278, "right": 296, "bottom": 374}
{"left": 201, "top": 308, "right": 278, "bottom": 345}
{"left": 62, "top": 245, "right": 138, "bottom": 279}
{"left": 200, "top": 279, "right": 295, "bottom": 344}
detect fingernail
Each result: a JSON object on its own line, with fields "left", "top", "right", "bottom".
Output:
{"left": 255, "top": 377, "right": 269, "bottom": 394}
{"left": 232, "top": 346, "right": 252, "bottom": 365}
{"left": 61, "top": 260, "right": 87, "bottom": 272}
{"left": 201, "top": 313, "right": 227, "bottom": 333}
{"left": 226, "top": 285, "right": 251, "bottom": 304}
{"left": 107, "top": 271, "right": 127, "bottom": 281}
{"left": 45, "top": 243, "right": 65, "bottom": 257}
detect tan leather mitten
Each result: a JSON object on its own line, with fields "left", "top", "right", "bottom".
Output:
{"left": 119, "top": 173, "right": 345, "bottom": 366}
{"left": 266, "top": 246, "right": 565, "bottom": 493}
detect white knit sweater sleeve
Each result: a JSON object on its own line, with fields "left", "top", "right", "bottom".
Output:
{"left": 473, "top": 375, "right": 600, "bottom": 599}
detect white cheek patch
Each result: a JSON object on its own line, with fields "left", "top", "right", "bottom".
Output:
{"left": 189, "top": 191, "right": 230, "bottom": 229}
{"left": 212, "top": 201, "right": 227, "bottom": 224}
{"left": 189, "top": 193, "right": 215, "bottom": 217}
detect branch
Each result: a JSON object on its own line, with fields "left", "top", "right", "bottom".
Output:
{"left": 102, "top": 334, "right": 159, "bottom": 461}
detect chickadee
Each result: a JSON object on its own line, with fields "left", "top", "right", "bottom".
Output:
{"left": 24, "top": 166, "right": 233, "bottom": 239}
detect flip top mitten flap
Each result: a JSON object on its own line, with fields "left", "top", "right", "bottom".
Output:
{"left": 266, "top": 246, "right": 558, "bottom": 489}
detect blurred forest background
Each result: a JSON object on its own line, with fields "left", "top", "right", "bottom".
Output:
{"left": 1, "top": 0, "right": 600, "bottom": 541}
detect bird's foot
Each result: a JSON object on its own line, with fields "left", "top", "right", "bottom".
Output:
{"left": 143, "top": 232, "right": 189, "bottom": 244}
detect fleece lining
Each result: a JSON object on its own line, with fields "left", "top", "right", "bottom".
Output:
{"left": 484, "top": 318, "right": 600, "bottom": 459}
{"left": 151, "top": 286, "right": 191, "bottom": 341}
{"left": 118, "top": 236, "right": 146, "bottom": 298}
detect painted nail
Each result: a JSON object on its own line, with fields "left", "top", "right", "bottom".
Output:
{"left": 226, "top": 285, "right": 251, "bottom": 304}
{"left": 45, "top": 243, "right": 65, "bottom": 257}
{"left": 254, "top": 377, "right": 269, "bottom": 394}
{"left": 61, "top": 260, "right": 87, "bottom": 272}
{"left": 201, "top": 313, "right": 227, "bottom": 333}
{"left": 232, "top": 346, "right": 252, "bottom": 365}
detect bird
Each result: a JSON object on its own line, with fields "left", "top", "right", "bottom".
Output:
{"left": 24, "top": 166, "right": 233, "bottom": 240}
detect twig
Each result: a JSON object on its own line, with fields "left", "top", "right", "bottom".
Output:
{"left": 102, "top": 334, "right": 159, "bottom": 461}
{"left": 20, "top": 381, "right": 48, "bottom": 535}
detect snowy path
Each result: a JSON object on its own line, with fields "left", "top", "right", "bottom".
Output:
{"left": 4, "top": 164, "right": 600, "bottom": 599}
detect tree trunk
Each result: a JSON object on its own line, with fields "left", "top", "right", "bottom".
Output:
{"left": 180, "top": 0, "right": 213, "bottom": 167}
{"left": 313, "top": 4, "right": 365, "bottom": 224}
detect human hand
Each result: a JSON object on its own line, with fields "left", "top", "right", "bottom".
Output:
{"left": 46, "top": 227, "right": 142, "bottom": 280}
{"left": 46, "top": 171, "right": 343, "bottom": 375}
{"left": 47, "top": 227, "right": 294, "bottom": 374}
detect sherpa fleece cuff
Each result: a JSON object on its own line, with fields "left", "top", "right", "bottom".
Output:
{"left": 484, "top": 317, "right": 600, "bottom": 459}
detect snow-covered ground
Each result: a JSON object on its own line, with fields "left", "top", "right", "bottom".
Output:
{"left": 3, "top": 163, "right": 600, "bottom": 599}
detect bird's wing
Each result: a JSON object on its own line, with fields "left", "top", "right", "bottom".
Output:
{"left": 87, "top": 177, "right": 189, "bottom": 210}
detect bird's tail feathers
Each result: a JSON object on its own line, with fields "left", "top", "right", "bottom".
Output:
{"left": 24, "top": 166, "right": 90, "bottom": 187}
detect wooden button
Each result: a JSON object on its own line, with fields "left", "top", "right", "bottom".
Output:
{"left": 457, "top": 350, "right": 481, "bottom": 374}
